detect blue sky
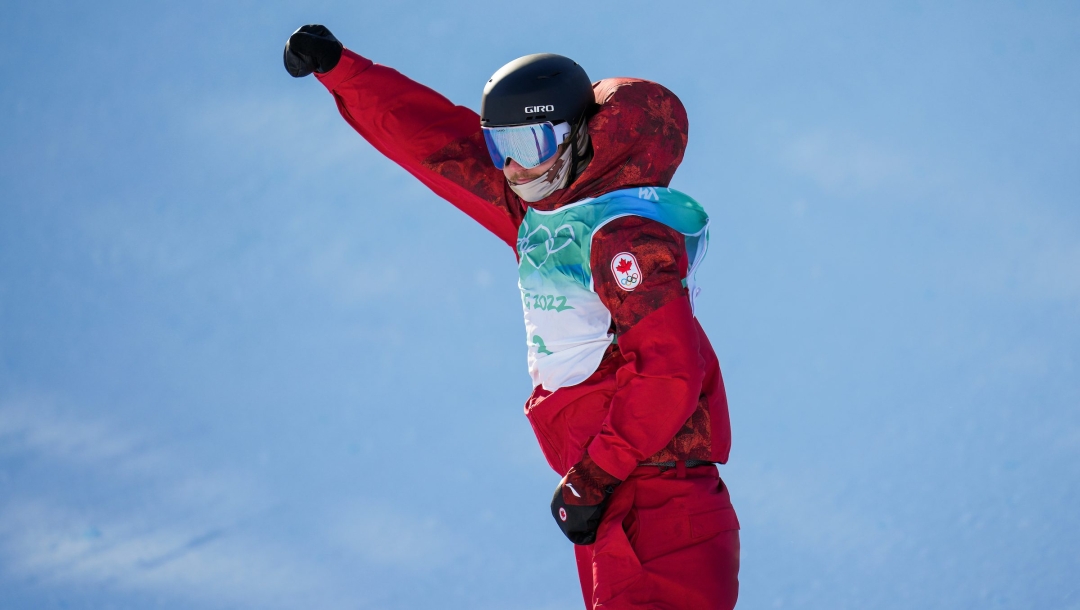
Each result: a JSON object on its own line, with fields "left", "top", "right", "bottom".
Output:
{"left": 1, "top": 1, "right": 1078, "bottom": 608}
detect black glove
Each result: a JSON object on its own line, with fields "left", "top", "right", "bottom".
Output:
{"left": 283, "top": 24, "right": 343, "bottom": 78}
{"left": 550, "top": 454, "right": 621, "bottom": 545}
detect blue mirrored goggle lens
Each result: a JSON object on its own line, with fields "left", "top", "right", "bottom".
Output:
{"left": 483, "top": 123, "right": 560, "bottom": 170}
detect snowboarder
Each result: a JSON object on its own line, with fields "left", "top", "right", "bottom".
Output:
{"left": 284, "top": 24, "right": 740, "bottom": 610}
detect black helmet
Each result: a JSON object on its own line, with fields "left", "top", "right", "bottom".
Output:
{"left": 480, "top": 54, "right": 594, "bottom": 127}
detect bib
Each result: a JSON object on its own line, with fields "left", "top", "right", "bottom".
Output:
{"left": 517, "top": 186, "right": 710, "bottom": 390}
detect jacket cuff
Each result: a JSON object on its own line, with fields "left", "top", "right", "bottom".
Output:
{"left": 587, "top": 436, "right": 641, "bottom": 482}
{"left": 315, "top": 48, "right": 374, "bottom": 90}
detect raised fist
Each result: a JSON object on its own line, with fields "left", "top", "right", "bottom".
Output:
{"left": 283, "top": 24, "right": 343, "bottom": 78}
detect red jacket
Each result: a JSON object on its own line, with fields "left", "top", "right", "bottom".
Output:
{"left": 317, "top": 50, "right": 731, "bottom": 479}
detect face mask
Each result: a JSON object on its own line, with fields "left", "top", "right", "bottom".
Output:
{"left": 508, "top": 144, "right": 574, "bottom": 202}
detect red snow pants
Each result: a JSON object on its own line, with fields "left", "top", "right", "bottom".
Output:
{"left": 574, "top": 464, "right": 740, "bottom": 610}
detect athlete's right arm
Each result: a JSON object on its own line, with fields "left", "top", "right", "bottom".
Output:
{"left": 283, "top": 26, "right": 522, "bottom": 249}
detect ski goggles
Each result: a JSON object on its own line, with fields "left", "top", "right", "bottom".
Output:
{"left": 482, "top": 121, "right": 571, "bottom": 170}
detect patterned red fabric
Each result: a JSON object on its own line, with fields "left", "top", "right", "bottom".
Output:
{"left": 315, "top": 49, "right": 730, "bottom": 477}
{"left": 562, "top": 452, "right": 622, "bottom": 506}
{"left": 592, "top": 216, "right": 687, "bottom": 332}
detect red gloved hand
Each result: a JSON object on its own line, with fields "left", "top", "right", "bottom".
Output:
{"left": 550, "top": 453, "right": 622, "bottom": 545}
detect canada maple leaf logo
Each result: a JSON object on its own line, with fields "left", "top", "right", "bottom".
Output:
{"left": 615, "top": 258, "right": 633, "bottom": 274}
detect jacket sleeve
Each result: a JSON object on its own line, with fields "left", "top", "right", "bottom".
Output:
{"left": 584, "top": 216, "right": 705, "bottom": 480}
{"left": 315, "top": 49, "right": 523, "bottom": 249}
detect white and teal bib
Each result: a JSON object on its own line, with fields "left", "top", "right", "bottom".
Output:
{"left": 517, "top": 186, "right": 710, "bottom": 391}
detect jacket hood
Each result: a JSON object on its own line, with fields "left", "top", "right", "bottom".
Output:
{"left": 525, "top": 78, "right": 690, "bottom": 211}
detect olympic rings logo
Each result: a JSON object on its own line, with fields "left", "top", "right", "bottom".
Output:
{"left": 611, "top": 252, "right": 642, "bottom": 292}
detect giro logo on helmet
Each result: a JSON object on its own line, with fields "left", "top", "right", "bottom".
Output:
{"left": 524, "top": 105, "right": 555, "bottom": 113}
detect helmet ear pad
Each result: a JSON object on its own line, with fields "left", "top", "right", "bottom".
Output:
{"left": 481, "top": 54, "right": 595, "bottom": 129}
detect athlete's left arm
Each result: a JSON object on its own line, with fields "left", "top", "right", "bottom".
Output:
{"left": 584, "top": 216, "right": 705, "bottom": 481}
